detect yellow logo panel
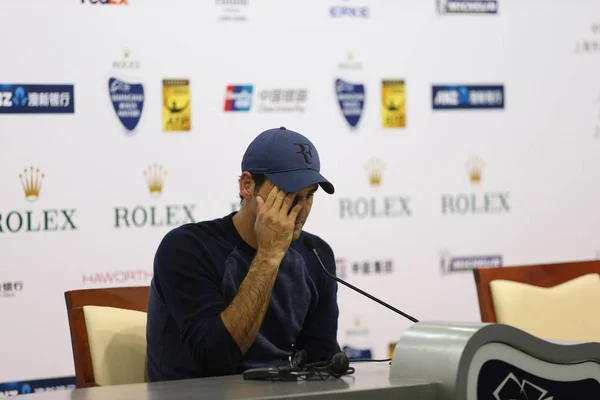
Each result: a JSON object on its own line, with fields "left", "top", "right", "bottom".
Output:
{"left": 163, "top": 79, "right": 191, "bottom": 132}
{"left": 382, "top": 80, "right": 406, "bottom": 128}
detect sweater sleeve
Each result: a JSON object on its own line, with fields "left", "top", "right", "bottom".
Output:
{"left": 153, "top": 227, "right": 242, "bottom": 377}
{"left": 294, "top": 238, "right": 341, "bottom": 362}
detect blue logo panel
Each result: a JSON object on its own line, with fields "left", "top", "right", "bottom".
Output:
{"left": 343, "top": 345, "right": 373, "bottom": 360}
{"left": 0, "top": 84, "right": 74, "bottom": 114}
{"left": 335, "top": 78, "right": 365, "bottom": 127}
{"left": 432, "top": 85, "right": 504, "bottom": 110}
{"left": 0, "top": 376, "right": 75, "bottom": 396}
{"left": 108, "top": 77, "right": 144, "bottom": 131}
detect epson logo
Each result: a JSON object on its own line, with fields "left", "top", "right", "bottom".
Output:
{"left": 433, "top": 90, "right": 459, "bottom": 106}
{"left": 330, "top": 6, "right": 369, "bottom": 18}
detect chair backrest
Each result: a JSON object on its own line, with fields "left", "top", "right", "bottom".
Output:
{"left": 473, "top": 260, "right": 600, "bottom": 342}
{"left": 64, "top": 286, "right": 150, "bottom": 388}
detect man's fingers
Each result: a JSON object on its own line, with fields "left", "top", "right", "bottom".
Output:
{"left": 288, "top": 202, "right": 303, "bottom": 221}
{"left": 281, "top": 192, "right": 295, "bottom": 215}
{"left": 263, "top": 185, "right": 279, "bottom": 211}
{"left": 271, "top": 188, "right": 287, "bottom": 211}
{"left": 256, "top": 195, "right": 265, "bottom": 214}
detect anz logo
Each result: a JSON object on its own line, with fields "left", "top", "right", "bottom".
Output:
{"left": 0, "top": 87, "right": 27, "bottom": 108}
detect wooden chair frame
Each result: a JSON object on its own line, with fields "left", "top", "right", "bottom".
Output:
{"left": 64, "top": 286, "right": 150, "bottom": 388}
{"left": 473, "top": 260, "right": 600, "bottom": 323}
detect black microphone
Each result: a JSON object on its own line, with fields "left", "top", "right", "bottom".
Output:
{"left": 303, "top": 236, "right": 419, "bottom": 323}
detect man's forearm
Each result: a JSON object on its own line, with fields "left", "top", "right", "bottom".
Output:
{"left": 220, "top": 251, "right": 281, "bottom": 354}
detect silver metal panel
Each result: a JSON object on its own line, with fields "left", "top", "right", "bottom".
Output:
{"left": 22, "top": 363, "right": 437, "bottom": 400}
{"left": 390, "top": 321, "right": 600, "bottom": 399}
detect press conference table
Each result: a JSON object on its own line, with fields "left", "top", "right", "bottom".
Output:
{"left": 23, "top": 362, "right": 439, "bottom": 399}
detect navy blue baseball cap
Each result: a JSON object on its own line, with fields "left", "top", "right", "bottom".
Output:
{"left": 241, "top": 127, "right": 335, "bottom": 194}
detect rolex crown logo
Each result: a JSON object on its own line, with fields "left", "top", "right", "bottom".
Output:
{"left": 144, "top": 163, "right": 167, "bottom": 198}
{"left": 19, "top": 166, "right": 44, "bottom": 202}
{"left": 466, "top": 156, "right": 484, "bottom": 185}
{"left": 365, "top": 158, "right": 385, "bottom": 188}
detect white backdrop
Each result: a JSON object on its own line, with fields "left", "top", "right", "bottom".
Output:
{"left": 1, "top": 0, "right": 600, "bottom": 392}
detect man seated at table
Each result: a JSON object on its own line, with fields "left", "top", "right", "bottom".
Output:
{"left": 146, "top": 127, "right": 341, "bottom": 381}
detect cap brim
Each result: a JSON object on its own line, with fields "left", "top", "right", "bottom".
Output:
{"left": 265, "top": 169, "right": 335, "bottom": 195}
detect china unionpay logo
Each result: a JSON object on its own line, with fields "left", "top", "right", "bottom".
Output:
{"left": 224, "top": 85, "right": 253, "bottom": 111}
{"left": 0, "top": 84, "right": 74, "bottom": 114}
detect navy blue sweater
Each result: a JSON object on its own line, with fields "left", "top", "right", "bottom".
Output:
{"left": 146, "top": 212, "right": 341, "bottom": 381}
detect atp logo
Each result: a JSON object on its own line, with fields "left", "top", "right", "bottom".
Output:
{"left": 295, "top": 143, "right": 313, "bottom": 164}
{"left": 493, "top": 373, "right": 553, "bottom": 400}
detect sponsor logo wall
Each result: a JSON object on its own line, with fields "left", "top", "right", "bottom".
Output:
{"left": 1, "top": 0, "right": 599, "bottom": 393}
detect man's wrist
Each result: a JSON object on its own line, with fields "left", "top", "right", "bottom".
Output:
{"left": 255, "top": 248, "right": 284, "bottom": 268}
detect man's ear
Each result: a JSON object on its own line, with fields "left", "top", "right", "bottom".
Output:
{"left": 239, "top": 171, "right": 254, "bottom": 202}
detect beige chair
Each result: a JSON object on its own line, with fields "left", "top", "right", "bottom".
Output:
{"left": 64, "top": 286, "right": 150, "bottom": 388}
{"left": 473, "top": 260, "right": 600, "bottom": 343}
